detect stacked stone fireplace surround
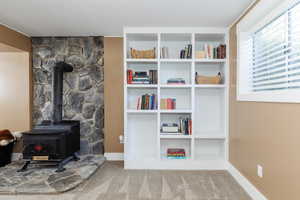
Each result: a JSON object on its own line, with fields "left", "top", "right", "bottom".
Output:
{"left": 32, "top": 37, "right": 104, "bottom": 155}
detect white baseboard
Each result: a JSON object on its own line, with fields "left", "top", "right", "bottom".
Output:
{"left": 104, "top": 153, "right": 124, "bottom": 161}
{"left": 228, "top": 163, "right": 268, "bottom": 200}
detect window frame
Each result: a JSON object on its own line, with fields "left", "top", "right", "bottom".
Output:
{"left": 237, "top": 0, "right": 300, "bottom": 103}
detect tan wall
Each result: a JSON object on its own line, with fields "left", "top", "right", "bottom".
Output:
{"left": 0, "top": 52, "right": 30, "bottom": 132}
{"left": 229, "top": 1, "right": 300, "bottom": 199}
{"left": 0, "top": 25, "right": 32, "bottom": 152}
{"left": 104, "top": 37, "right": 124, "bottom": 153}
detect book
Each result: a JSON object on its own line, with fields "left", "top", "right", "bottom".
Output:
{"left": 167, "top": 78, "right": 186, "bottom": 85}
{"left": 179, "top": 44, "right": 192, "bottom": 59}
{"left": 160, "top": 98, "right": 176, "bottom": 110}
{"left": 179, "top": 117, "right": 192, "bottom": 135}
{"left": 127, "top": 70, "right": 133, "bottom": 84}
{"left": 136, "top": 94, "right": 157, "bottom": 110}
{"left": 167, "top": 148, "right": 186, "bottom": 159}
{"left": 127, "top": 69, "right": 157, "bottom": 85}
{"left": 161, "top": 123, "right": 179, "bottom": 133}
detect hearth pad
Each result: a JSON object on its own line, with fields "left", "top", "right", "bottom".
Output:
{"left": 0, "top": 155, "right": 105, "bottom": 194}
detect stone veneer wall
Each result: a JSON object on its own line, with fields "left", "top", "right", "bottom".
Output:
{"left": 32, "top": 37, "right": 104, "bottom": 154}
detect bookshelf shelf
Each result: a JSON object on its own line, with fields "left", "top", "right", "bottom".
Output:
{"left": 160, "top": 110, "right": 192, "bottom": 114}
{"left": 194, "top": 84, "right": 225, "bottom": 88}
{"left": 127, "top": 84, "right": 158, "bottom": 88}
{"left": 194, "top": 135, "right": 226, "bottom": 139}
{"left": 195, "top": 59, "right": 226, "bottom": 63}
{"left": 126, "top": 59, "right": 158, "bottom": 63}
{"left": 160, "top": 84, "right": 192, "bottom": 88}
{"left": 160, "top": 134, "right": 192, "bottom": 139}
{"left": 124, "top": 27, "right": 228, "bottom": 170}
{"left": 127, "top": 110, "right": 158, "bottom": 114}
{"left": 160, "top": 59, "right": 193, "bottom": 63}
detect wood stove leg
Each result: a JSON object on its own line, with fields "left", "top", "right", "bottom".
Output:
{"left": 73, "top": 152, "right": 80, "bottom": 161}
{"left": 56, "top": 155, "right": 74, "bottom": 172}
{"left": 17, "top": 161, "right": 30, "bottom": 172}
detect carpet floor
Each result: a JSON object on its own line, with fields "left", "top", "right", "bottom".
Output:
{"left": 0, "top": 161, "right": 252, "bottom": 200}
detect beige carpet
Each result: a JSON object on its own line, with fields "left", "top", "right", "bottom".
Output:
{"left": 0, "top": 161, "right": 252, "bottom": 200}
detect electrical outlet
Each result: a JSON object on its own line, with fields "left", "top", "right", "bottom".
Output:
{"left": 257, "top": 165, "right": 263, "bottom": 178}
{"left": 119, "top": 135, "right": 124, "bottom": 144}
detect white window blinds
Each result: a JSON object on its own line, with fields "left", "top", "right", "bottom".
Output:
{"left": 251, "top": 1, "right": 300, "bottom": 92}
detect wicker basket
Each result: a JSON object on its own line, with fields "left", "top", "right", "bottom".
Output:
{"left": 130, "top": 48, "right": 156, "bottom": 59}
{"left": 196, "top": 73, "right": 222, "bottom": 84}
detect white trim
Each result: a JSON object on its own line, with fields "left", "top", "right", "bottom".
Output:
{"left": 104, "top": 153, "right": 124, "bottom": 161}
{"left": 228, "top": 163, "right": 268, "bottom": 200}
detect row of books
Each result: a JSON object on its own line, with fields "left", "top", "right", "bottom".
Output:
{"left": 180, "top": 44, "right": 192, "bottom": 59}
{"left": 167, "top": 148, "right": 186, "bottom": 159}
{"left": 161, "top": 117, "right": 192, "bottom": 135}
{"left": 160, "top": 98, "right": 176, "bottom": 110}
{"left": 136, "top": 94, "right": 157, "bottom": 110}
{"left": 127, "top": 70, "right": 158, "bottom": 84}
{"left": 196, "top": 44, "right": 226, "bottom": 59}
{"left": 179, "top": 117, "right": 192, "bottom": 135}
{"left": 167, "top": 78, "right": 186, "bottom": 85}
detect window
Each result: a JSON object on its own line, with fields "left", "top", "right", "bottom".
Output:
{"left": 237, "top": 0, "right": 300, "bottom": 102}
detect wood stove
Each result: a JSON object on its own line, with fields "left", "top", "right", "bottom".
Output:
{"left": 19, "top": 62, "right": 80, "bottom": 172}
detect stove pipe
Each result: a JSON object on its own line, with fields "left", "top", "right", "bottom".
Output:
{"left": 52, "top": 62, "right": 73, "bottom": 124}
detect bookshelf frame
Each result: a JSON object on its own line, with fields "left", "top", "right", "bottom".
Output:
{"left": 124, "top": 27, "right": 229, "bottom": 170}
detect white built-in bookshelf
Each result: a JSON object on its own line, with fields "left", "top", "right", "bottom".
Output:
{"left": 124, "top": 27, "right": 229, "bottom": 170}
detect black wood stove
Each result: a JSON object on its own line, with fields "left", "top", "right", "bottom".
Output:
{"left": 19, "top": 62, "right": 80, "bottom": 172}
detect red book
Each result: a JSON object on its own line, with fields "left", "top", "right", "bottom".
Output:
{"left": 127, "top": 70, "right": 133, "bottom": 84}
{"left": 167, "top": 99, "right": 171, "bottom": 109}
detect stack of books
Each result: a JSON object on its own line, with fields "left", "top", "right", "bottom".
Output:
{"left": 160, "top": 47, "right": 169, "bottom": 58}
{"left": 179, "top": 117, "right": 192, "bottom": 135}
{"left": 136, "top": 94, "right": 157, "bottom": 110}
{"left": 161, "top": 123, "right": 179, "bottom": 134}
{"left": 167, "top": 148, "right": 186, "bottom": 159}
{"left": 196, "top": 44, "right": 226, "bottom": 59}
{"left": 180, "top": 44, "right": 192, "bottom": 59}
{"left": 127, "top": 70, "right": 157, "bottom": 84}
{"left": 160, "top": 98, "right": 176, "bottom": 110}
{"left": 167, "top": 78, "right": 186, "bottom": 85}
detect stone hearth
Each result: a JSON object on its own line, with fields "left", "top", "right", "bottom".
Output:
{"left": 0, "top": 155, "right": 105, "bottom": 194}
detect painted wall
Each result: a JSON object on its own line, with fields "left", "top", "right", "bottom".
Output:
{"left": 229, "top": 1, "right": 300, "bottom": 199}
{"left": 0, "top": 25, "right": 32, "bottom": 153}
{"left": 104, "top": 37, "right": 124, "bottom": 153}
{"left": 0, "top": 52, "right": 30, "bottom": 132}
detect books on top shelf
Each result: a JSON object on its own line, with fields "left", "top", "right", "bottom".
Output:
{"left": 136, "top": 94, "right": 157, "bottom": 110}
{"left": 167, "top": 78, "right": 186, "bottom": 85}
{"left": 160, "top": 98, "right": 176, "bottom": 110}
{"left": 127, "top": 69, "right": 157, "bottom": 84}
{"left": 167, "top": 148, "right": 186, "bottom": 159}
{"left": 180, "top": 44, "right": 192, "bottom": 59}
{"left": 196, "top": 44, "right": 226, "bottom": 59}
